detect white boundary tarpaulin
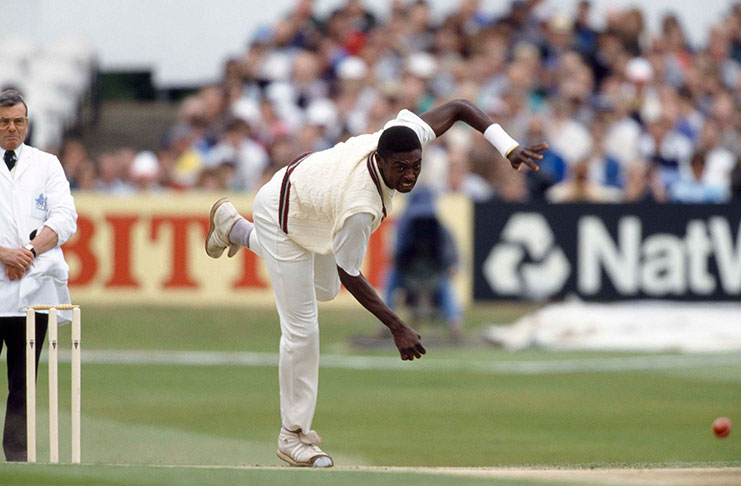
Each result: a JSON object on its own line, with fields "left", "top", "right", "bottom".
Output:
{"left": 484, "top": 300, "right": 741, "bottom": 353}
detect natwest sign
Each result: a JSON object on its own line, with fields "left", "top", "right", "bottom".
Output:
{"left": 578, "top": 215, "right": 741, "bottom": 297}
{"left": 474, "top": 203, "right": 741, "bottom": 301}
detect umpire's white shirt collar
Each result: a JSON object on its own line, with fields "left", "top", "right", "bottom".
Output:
{"left": 2, "top": 143, "right": 24, "bottom": 161}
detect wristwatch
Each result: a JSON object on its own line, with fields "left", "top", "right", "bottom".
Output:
{"left": 24, "top": 243, "right": 37, "bottom": 257}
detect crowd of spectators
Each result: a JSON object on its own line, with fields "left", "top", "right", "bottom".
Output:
{"left": 59, "top": 0, "right": 741, "bottom": 203}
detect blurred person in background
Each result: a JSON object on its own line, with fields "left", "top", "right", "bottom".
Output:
{"left": 622, "top": 160, "right": 668, "bottom": 204}
{"left": 206, "top": 116, "right": 269, "bottom": 192}
{"left": 165, "top": 124, "right": 205, "bottom": 188}
{"left": 542, "top": 13, "right": 577, "bottom": 84}
{"left": 669, "top": 150, "right": 728, "bottom": 203}
{"left": 74, "top": 158, "right": 97, "bottom": 191}
{"left": 0, "top": 89, "right": 77, "bottom": 462}
{"left": 639, "top": 114, "right": 693, "bottom": 192}
{"left": 384, "top": 189, "right": 463, "bottom": 342}
{"left": 58, "top": 136, "right": 95, "bottom": 190}
{"left": 291, "top": 49, "right": 329, "bottom": 107}
{"left": 673, "top": 87, "right": 704, "bottom": 140}
{"left": 128, "top": 151, "right": 162, "bottom": 192}
{"left": 332, "top": 56, "right": 377, "bottom": 134}
{"left": 584, "top": 119, "right": 624, "bottom": 189}
{"left": 573, "top": 0, "right": 598, "bottom": 58}
{"left": 195, "top": 166, "right": 229, "bottom": 192}
{"left": 92, "top": 150, "right": 134, "bottom": 195}
{"left": 546, "top": 155, "right": 622, "bottom": 203}
{"left": 524, "top": 115, "right": 567, "bottom": 200}
{"left": 399, "top": 52, "right": 438, "bottom": 113}
{"left": 696, "top": 119, "right": 736, "bottom": 194}
{"left": 445, "top": 147, "right": 494, "bottom": 201}
{"left": 545, "top": 97, "right": 592, "bottom": 170}
{"left": 400, "top": 0, "right": 436, "bottom": 53}
{"left": 600, "top": 86, "right": 642, "bottom": 168}
{"left": 298, "top": 98, "right": 341, "bottom": 152}
{"left": 261, "top": 133, "right": 299, "bottom": 184}
{"left": 205, "top": 98, "right": 547, "bottom": 467}
{"left": 282, "top": 0, "right": 323, "bottom": 50}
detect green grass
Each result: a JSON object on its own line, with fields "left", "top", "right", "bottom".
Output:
{"left": 50, "top": 303, "right": 539, "bottom": 352}
{"left": 0, "top": 304, "right": 739, "bottom": 484}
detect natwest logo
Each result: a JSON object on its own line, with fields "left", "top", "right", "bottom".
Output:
{"left": 578, "top": 216, "right": 741, "bottom": 296}
{"left": 480, "top": 210, "right": 741, "bottom": 300}
{"left": 483, "top": 213, "right": 570, "bottom": 298}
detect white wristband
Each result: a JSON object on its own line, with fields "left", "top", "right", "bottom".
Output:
{"left": 484, "top": 123, "right": 519, "bottom": 157}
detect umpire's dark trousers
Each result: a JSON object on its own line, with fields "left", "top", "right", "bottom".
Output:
{"left": 0, "top": 313, "right": 47, "bottom": 462}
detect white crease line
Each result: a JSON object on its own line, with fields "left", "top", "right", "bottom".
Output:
{"left": 44, "top": 350, "right": 741, "bottom": 375}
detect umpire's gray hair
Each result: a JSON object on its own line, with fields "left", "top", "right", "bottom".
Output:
{"left": 0, "top": 89, "right": 28, "bottom": 115}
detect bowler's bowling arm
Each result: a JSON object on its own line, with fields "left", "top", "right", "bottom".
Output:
{"left": 338, "top": 267, "right": 426, "bottom": 361}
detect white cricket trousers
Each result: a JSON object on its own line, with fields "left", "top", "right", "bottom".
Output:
{"left": 249, "top": 168, "right": 340, "bottom": 433}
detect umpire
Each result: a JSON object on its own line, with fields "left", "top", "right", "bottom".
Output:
{"left": 0, "top": 89, "right": 77, "bottom": 461}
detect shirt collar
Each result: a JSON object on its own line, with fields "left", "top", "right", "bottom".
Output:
{"left": 371, "top": 152, "right": 395, "bottom": 195}
{"left": 3, "top": 144, "right": 23, "bottom": 160}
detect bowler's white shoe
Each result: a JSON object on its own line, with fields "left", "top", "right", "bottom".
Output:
{"left": 205, "top": 197, "right": 242, "bottom": 258}
{"left": 276, "top": 428, "right": 334, "bottom": 467}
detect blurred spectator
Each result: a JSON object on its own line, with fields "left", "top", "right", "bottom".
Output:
{"left": 696, "top": 119, "right": 736, "bottom": 193}
{"left": 195, "top": 166, "right": 229, "bottom": 191}
{"left": 206, "top": 117, "right": 269, "bottom": 192}
{"left": 129, "top": 151, "right": 161, "bottom": 192}
{"left": 584, "top": 119, "right": 623, "bottom": 189}
{"left": 524, "top": 115, "right": 567, "bottom": 200}
{"left": 639, "top": 115, "right": 693, "bottom": 190}
{"left": 92, "top": 150, "right": 134, "bottom": 194}
{"left": 622, "top": 162, "right": 667, "bottom": 203}
{"left": 59, "top": 137, "right": 95, "bottom": 189}
{"left": 384, "top": 189, "right": 463, "bottom": 342}
{"left": 261, "top": 133, "right": 299, "bottom": 183}
{"left": 546, "top": 97, "right": 592, "bottom": 166}
{"left": 445, "top": 147, "right": 494, "bottom": 202}
{"left": 546, "top": 157, "right": 622, "bottom": 203}
{"left": 669, "top": 151, "right": 728, "bottom": 203}
{"left": 165, "top": 124, "right": 205, "bottom": 188}
{"left": 573, "top": 1, "right": 598, "bottom": 57}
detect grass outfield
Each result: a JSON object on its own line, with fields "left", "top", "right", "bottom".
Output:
{"left": 0, "top": 305, "right": 739, "bottom": 483}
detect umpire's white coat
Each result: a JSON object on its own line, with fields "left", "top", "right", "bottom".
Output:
{"left": 0, "top": 144, "right": 77, "bottom": 321}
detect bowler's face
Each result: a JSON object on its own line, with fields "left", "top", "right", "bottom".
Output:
{"left": 0, "top": 103, "right": 29, "bottom": 151}
{"left": 377, "top": 149, "right": 423, "bottom": 193}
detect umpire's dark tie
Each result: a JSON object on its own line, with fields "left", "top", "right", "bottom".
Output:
{"left": 3, "top": 150, "right": 16, "bottom": 171}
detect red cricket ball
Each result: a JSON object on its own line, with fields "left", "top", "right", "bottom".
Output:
{"left": 712, "top": 417, "right": 731, "bottom": 439}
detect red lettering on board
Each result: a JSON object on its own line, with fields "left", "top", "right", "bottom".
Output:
{"left": 104, "top": 215, "right": 140, "bottom": 288}
{"left": 63, "top": 215, "right": 98, "bottom": 286}
{"left": 151, "top": 216, "right": 210, "bottom": 289}
{"left": 232, "top": 251, "right": 268, "bottom": 289}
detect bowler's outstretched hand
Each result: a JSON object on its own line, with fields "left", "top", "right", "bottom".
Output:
{"left": 507, "top": 142, "right": 548, "bottom": 172}
{"left": 391, "top": 325, "right": 426, "bottom": 361}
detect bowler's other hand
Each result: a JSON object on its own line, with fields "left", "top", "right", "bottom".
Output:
{"left": 391, "top": 324, "right": 426, "bottom": 361}
{"left": 507, "top": 142, "right": 548, "bottom": 172}
{"left": 5, "top": 265, "right": 25, "bottom": 281}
